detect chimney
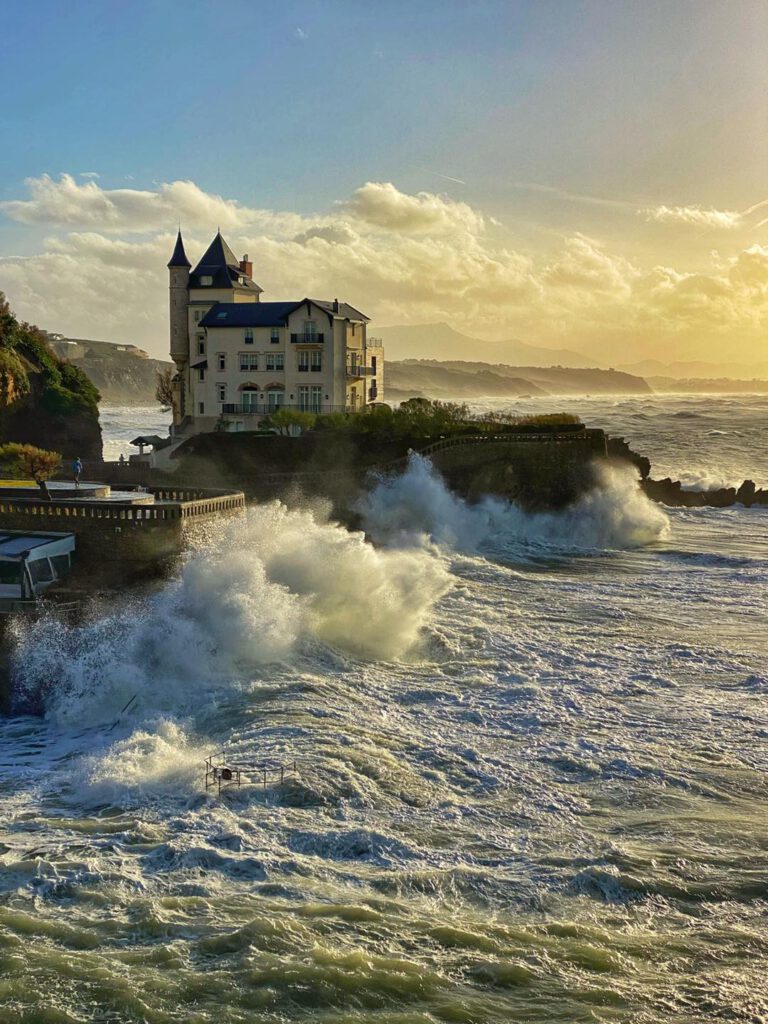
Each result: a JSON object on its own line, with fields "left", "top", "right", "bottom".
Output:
{"left": 239, "top": 253, "right": 253, "bottom": 278}
{"left": 332, "top": 298, "right": 339, "bottom": 312}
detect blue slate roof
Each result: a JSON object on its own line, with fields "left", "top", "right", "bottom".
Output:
{"left": 167, "top": 230, "right": 191, "bottom": 268}
{"left": 199, "top": 302, "right": 300, "bottom": 328}
{"left": 311, "top": 298, "right": 369, "bottom": 322}
{"left": 189, "top": 231, "right": 262, "bottom": 293}
{"left": 200, "top": 298, "right": 369, "bottom": 328}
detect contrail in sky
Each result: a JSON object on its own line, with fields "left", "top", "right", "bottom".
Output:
{"left": 512, "top": 181, "right": 637, "bottom": 210}
{"left": 422, "top": 169, "right": 467, "bottom": 185}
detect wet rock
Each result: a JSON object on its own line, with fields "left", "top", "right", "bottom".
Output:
{"left": 643, "top": 477, "right": 768, "bottom": 508}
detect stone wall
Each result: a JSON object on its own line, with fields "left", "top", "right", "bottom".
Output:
{"left": 0, "top": 488, "right": 245, "bottom": 585}
{"left": 427, "top": 430, "right": 608, "bottom": 510}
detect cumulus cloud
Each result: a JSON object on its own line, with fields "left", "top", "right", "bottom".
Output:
{"left": 544, "top": 235, "right": 637, "bottom": 295}
{"left": 641, "top": 204, "right": 742, "bottom": 230}
{"left": 293, "top": 224, "right": 359, "bottom": 246}
{"left": 0, "top": 175, "right": 766, "bottom": 364}
{"left": 341, "top": 181, "right": 484, "bottom": 234}
{"left": 0, "top": 173, "right": 302, "bottom": 235}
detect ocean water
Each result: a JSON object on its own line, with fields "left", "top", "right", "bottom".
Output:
{"left": 0, "top": 396, "right": 766, "bottom": 1023}
{"left": 98, "top": 406, "right": 171, "bottom": 462}
{"left": 98, "top": 394, "right": 768, "bottom": 489}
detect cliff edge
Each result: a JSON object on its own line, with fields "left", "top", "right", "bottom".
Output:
{"left": 0, "top": 294, "right": 102, "bottom": 461}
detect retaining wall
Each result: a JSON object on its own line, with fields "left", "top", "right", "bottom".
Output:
{"left": 0, "top": 487, "right": 245, "bottom": 580}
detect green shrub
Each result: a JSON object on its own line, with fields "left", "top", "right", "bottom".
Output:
{"left": 0, "top": 293, "right": 100, "bottom": 416}
{"left": 263, "top": 408, "right": 317, "bottom": 435}
{"left": 0, "top": 442, "right": 61, "bottom": 481}
{"left": 59, "top": 362, "right": 100, "bottom": 409}
{"left": 0, "top": 349, "right": 30, "bottom": 407}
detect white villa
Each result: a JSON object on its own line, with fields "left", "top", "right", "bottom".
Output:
{"left": 167, "top": 230, "right": 383, "bottom": 434}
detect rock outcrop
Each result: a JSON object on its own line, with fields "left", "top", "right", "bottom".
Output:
{"left": 45, "top": 335, "right": 173, "bottom": 406}
{"left": 0, "top": 295, "right": 102, "bottom": 461}
{"left": 642, "top": 477, "right": 768, "bottom": 508}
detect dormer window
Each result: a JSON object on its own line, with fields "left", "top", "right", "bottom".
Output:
{"left": 200, "top": 276, "right": 213, "bottom": 286}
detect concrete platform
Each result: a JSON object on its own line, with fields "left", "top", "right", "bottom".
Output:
{"left": 0, "top": 481, "right": 156, "bottom": 504}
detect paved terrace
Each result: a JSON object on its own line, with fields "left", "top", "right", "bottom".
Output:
{"left": 0, "top": 483, "right": 245, "bottom": 523}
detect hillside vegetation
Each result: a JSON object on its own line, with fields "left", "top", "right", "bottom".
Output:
{"left": 45, "top": 336, "right": 173, "bottom": 405}
{"left": 0, "top": 294, "right": 102, "bottom": 459}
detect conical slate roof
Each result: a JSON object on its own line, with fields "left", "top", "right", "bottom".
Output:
{"left": 194, "top": 230, "right": 239, "bottom": 272}
{"left": 189, "top": 231, "right": 262, "bottom": 293}
{"left": 167, "top": 230, "right": 191, "bottom": 268}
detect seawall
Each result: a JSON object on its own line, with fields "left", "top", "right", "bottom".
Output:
{"left": 0, "top": 487, "right": 245, "bottom": 585}
{"left": 150, "top": 428, "right": 612, "bottom": 514}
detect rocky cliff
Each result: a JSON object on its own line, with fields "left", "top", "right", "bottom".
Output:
{"left": 0, "top": 295, "right": 102, "bottom": 461}
{"left": 45, "top": 336, "right": 173, "bottom": 405}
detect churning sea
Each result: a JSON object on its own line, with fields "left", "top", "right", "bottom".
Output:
{"left": 0, "top": 394, "right": 766, "bottom": 1023}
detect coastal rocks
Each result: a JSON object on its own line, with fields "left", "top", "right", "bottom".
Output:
{"left": 606, "top": 436, "right": 650, "bottom": 480}
{"left": 642, "top": 477, "right": 768, "bottom": 508}
{"left": 5, "top": 399, "right": 102, "bottom": 463}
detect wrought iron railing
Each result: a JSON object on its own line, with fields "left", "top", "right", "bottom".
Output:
{"left": 290, "top": 332, "right": 324, "bottom": 344}
{"left": 221, "top": 403, "right": 356, "bottom": 416}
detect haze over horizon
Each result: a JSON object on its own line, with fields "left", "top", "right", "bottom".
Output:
{"left": 0, "top": 0, "right": 766, "bottom": 368}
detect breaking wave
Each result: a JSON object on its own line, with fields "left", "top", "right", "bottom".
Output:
{"left": 10, "top": 502, "right": 451, "bottom": 725}
{"left": 359, "top": 454, "right": 670, "bottom": 553}
{"left": 11, "top": 457, "right": 668, "bottom": 726}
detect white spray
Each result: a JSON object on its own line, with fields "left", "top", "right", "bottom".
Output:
{"left": 359, "top": 454, "right": 670, "bottom": 553}
{"left": 11, "top": 501, "right": 451, "bottom": 727}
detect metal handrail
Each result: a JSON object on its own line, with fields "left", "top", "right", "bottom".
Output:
{"left": 290, "top": 332, "right": 324, "bottom": 344}
{"left": 204, "top": 752, "right": 298, "bottom": 794}
{"left": 221, "top": 403, "right": 355, "bottom": 416}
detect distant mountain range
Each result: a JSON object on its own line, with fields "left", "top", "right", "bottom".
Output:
{"left": 373, "top": 322, "right": 595, "bottom": 368}
{"left": 41, "top": 329, "right": 767, "bottom": 407}
{"left": 618, "top": 358, "right": 768, "bottom": 380}
{"left": 386, "top": 359, "right": 651, "bottom": 400}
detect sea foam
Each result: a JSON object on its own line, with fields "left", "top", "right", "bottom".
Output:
{"left": 359, "top": 454, "right": 670, "bottom": 553}
{"left": 10, "top": 501, "right": 451, "bottom": 725}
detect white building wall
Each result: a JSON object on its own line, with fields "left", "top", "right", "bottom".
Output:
{"left": 178, "top": 293, "right": 382, "bottom": 431}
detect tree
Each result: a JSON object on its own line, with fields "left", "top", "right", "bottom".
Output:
{"left": 155, "top": 367, "right": 176, "bottom": 414}
{"left": 0, "top": 443, "right": 61, "bottom": 500}
{"left": 263, "top": 408, "right": 317, "bottom": 436}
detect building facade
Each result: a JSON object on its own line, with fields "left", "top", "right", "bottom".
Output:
{"left": 168, "top": 230, "right": 383, "bottom": 434}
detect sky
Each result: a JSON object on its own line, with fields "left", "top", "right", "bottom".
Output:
{"left": 0, "top": 0, "right": 766, "bottom": 367}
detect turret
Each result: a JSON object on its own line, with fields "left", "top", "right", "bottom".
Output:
{"left": 168, "top": 230, "right": 190, "bottom": 366}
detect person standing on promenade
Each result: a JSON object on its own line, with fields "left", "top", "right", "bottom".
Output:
{"left": 72, "top": 457, "right": 83, "bottom": 488}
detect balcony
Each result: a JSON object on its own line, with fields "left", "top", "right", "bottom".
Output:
{"left": 221, "top": 403, "right": 354, "bottom": 417}
{"left": 290, "top": 332, "right": 324, "bottom": 344}
{"left": 346, "top": 364, "right": 375, "bottom": 378}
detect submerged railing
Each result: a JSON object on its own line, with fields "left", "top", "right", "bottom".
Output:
{"left": 204, "top": 752, "right": 298, "bottom": 795}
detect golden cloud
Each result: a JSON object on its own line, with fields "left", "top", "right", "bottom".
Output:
{"left": 641, "top": 204, "right": 742, "bottom": 230}
{"left": 0, "top": 177, "right": 766, "bottom": 364}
